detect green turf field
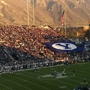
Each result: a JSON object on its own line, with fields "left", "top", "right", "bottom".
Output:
{"left": 0, "top": 62, "right": 90, "bottom": 90}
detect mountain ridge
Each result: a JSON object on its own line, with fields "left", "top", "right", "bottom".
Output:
{"left": 0, "top": 0, "right": 90, "bottom": 27}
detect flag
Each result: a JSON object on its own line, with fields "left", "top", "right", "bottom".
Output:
{"left": 60, "top": 11, "right": 65, "bottom": 26}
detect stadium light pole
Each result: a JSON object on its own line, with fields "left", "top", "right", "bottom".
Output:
{"left": 32, "top": 0, "right": 35, "bottom": 25}
{"left": 61, "top": 5, "right": 67, "bottom": 37}
{"left": 27, "top": 0, "right": 30, "bottom": 25}
{"left": 64, "top": 7, "right": 67, "bottom": 38}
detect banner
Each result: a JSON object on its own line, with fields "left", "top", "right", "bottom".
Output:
{"left": 83, "top": 42, "right": 90, "bottom": 51}
{"left": 45, "top": 41, "right": 83, "bottom": 53}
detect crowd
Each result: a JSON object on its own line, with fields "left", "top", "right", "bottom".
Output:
{"left": 0, "top": 25, "right": 68, "bottom": 65}
{"left": 0, "top": 25, "right": 90, "bottom": 90}
{"left": 0, "top": 25, "right": 90, "bottom": 66}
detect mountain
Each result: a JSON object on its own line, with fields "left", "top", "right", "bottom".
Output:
{"left": 0, "top": 0, "right": 90, "bottom": 27}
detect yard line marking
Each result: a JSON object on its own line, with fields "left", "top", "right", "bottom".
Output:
{"left": 18, "top": 73, "right": 58, "bottom": 86}
{"left": 21, "top": 73, "right": 71, "bottom": 90}
{"left": 69, "top": 74, "right": 90, "bottom": 83}
{"left": 0, "top": 84, "right": 6, "bottom": 90}
{"left": 13, "top": 73, "right": 70, "bottom": 90}
{"left": 0, "top": 83, "right": 12, "bottom": 90}
{"left": 67, "top": 71, "right": 90, "bottom": 82}
{"left": 6, "top": 74, "right": 51, "bottom": 90}
{"left": 40, "top": 68, "right": 87, "bottom": 86}
{"left": 31, "top": 69, "right": 77, "bottom": 87}
{"left": 1, "top": 77, "right": 32, "bottom": 90}
{"left": 21, "top": 73, "right": 69, "bottom": 89}
{"left": 77, "top": 70, "right": 90, "bottom": 74}
{"left": 21, "top": 71, "right": 73, "bottom": 90}
{"left": 49, "top": 78, "right": 77, "bottom": 87}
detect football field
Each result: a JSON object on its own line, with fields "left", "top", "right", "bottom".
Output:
{"left": 0, "top": 62, "right": 90, "bottom": 90}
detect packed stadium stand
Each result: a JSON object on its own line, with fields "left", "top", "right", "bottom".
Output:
{"left": 0, "top": 25, "right": 90, "bottom": 66}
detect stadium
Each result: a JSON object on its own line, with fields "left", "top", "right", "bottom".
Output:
{"left": 0, "top": 25, "right": 90, "bottom": 90}
{"left": 0, "top": 0, "right": 90, "bottom": 90}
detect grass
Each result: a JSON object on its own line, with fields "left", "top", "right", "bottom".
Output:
{"left": 0, "top": 62, "right": 90, "bottom": 90}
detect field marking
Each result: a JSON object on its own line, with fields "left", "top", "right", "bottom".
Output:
{"left": 6, "top": 74, "right": 51, "bottom": 90}
{"left": 0, "top": 66, "right": 73, "bottom": 90}
{"left": 29, "top": 69, "right": 77, "bottom": 87}
{"left": 27, "top": 70, "right": 77, "bottom": 88}
{"left": 43, "top": 68, "right": 89, "bottom": 85}
{"left": 1, "top": 62, "right": 88, "bottom": 90}
{"left": 1, "top": 77, "right": 32, "bottom": 90}
{"left": 59, "top": 86, "right": 67, "bottom": 88}
{"left": 37, "top": 73, "right": 68, "bottom": 79}
{"left": 20, "top": 71, "right": 61, "bottom": 86}
{"left": 0, "top": 83, "right": 12, "bottom": 90}
{"left": 67, "top": 70, "right": 90, "bottom": 82}
{"left": 15, "top": 73, "right": 71, "bottom": 90}
{"left": 21, "top": 71, "right": 75, "bottom": 90}
{"left": 77, "top": 69, "right": 90, "bottom": 74}
{"left": 69, "top": 74, "right": 90, "bottom": 83}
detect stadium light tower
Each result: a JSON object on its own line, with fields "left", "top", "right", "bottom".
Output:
{"left": 32, "top": 0, "right": 35, "bottom": 25}
{"left": 27, "top": 0, "right": 30, "bottom": 25}
{"left": 64, "top": 7, "right": 67, "bottom": 38}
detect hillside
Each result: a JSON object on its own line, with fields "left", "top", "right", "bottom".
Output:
{"left": 0, "top": 0, "right": 90, "bottom": 27}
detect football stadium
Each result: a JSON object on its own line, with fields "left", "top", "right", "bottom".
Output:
{"left": 0, "top": 25, "right": 90, "bottom": 90}
{"left": 0, "top": 0, "right": 90, "bottom": 90}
